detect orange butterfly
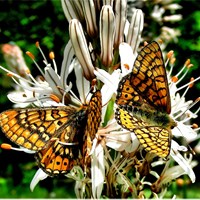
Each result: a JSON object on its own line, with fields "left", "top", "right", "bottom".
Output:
{"left": 0, "top": 90, "right": 102, "bottom": 176}
{"left": 115, "top": 41, "right": 176, "bottom": 158}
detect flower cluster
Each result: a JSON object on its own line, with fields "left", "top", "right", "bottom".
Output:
{"left": 127, "top": 0, "right": 182, "bottom": 45}
{"left": 0, "top": 0, "right": 199, "bottom": 198}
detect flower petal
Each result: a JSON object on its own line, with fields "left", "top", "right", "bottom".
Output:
{"left": 30, "top": 169, "right": 48, "bottom": 191}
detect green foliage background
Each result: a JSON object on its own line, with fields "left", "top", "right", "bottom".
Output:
{"left": 0, "top": 0, "right": 199, "bottom": 198}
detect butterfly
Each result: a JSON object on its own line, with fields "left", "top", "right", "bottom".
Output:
{"left": 0, "top": 90, "right": 102, "bottom": 176}
{"left": 115, "top": 41, "right": 176, "bottom": 158}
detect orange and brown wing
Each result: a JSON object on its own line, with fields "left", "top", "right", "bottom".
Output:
{"left": 131, "top": 41, "right": 171, "bottom": 113}
{"left": 35, "top": 124, "right": 82, "bottom": 176}
{"left": 82, "top": 90, "right": 102, "bottom": 163}
{"left": 35, "top": 90, "right": 102, "bottom": 175}
{"left": 0, "top": 107, "right": 77, "bottom": 151}
{"left": 116, "top": 73, "right": 145, "bottom": 107}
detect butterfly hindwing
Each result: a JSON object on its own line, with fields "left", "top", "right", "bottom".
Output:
{"left": 35, "top": 126, "right": 82, "bottom": 176}
{"left": 115, "top": 105, "right": 171, "bottom": 158}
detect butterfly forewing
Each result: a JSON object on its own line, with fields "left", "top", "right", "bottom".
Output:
{"left": 132, "top": 41, "right": 171, "bottom": 113}
{"left": 0, "top": 107, "right": 77, "bottom": 151}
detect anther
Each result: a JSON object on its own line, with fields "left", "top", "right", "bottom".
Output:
{"left": 189, "top": 77, "right": 194, "bottom": 88}
{"left": 192, "top": 123, "right": 198, "bottom": 129}
{"left": 124, "top": 63, "right": 130, "bottom": 70}
{"left": 171, "top": 76, "right": 178, "bottom": 83}
{"left": 7, "top": 73, "right": 14, "bottom": 77}
{"left": 170, "top": 57, "right": 176, "bottom": 65}
{"left": 25, "top": 69, "right": 31, "bottom": 74}
{"left": 187, "top": 64, "right": 193, "bottom": 69}
{"left": 184, "top": 59, "right": 190, "bottom": 67}
{"left": 91, "top": 79, "right": 97, "bottom": 87}
{"left": 26, "top": 51, "right": 35, "bottom": 60}
{"left": 50, "top": 94, "right": 61, "bottom": 103}
{"left": 35, "top": 41, "right": 40, "bottom": 48}
{"left": 167, "top": 50, "right": 174, "bottom": 59}
{"left": 1, "top": 143, "right": 12, "bottom": 150}
{"left": 195, "top": 97, "right": 200, "bottom": 103}
{"left": 38, "top": 75, "right": 45, "bottom": 82}
{"left": 49, "top": 52, "right": 55, "bottom": 60}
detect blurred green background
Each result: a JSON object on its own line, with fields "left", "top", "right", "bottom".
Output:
{"left": 0, "top": 0, "right": 199, "bottom": 198}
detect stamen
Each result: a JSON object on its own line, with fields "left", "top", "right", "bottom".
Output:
{"left": 179, "top": 78, "right": 195, "bottom": 100}
{"left": 175, "top": 68, "right": 189, "bottom": 84}
{"left": 7, "top": 73, "right": 14, "bottom": 77}
{"left": 1, "top": 143, "right": 12, "bottom": 150}
{"left": 1, "top": 143, "right": 25, "bottom": 151}
{"left": 49, "top": 52, "right": 58, "bottom": 74}
{"left": 50, "top": 94, "right": 61, "bottom": 103}
{"left": 167, "top": 50, "right": 174, "bottom": 59}
{"left": 26, "top": 51, "right": 35, "bottom": 59}
{"left": 174, "top": 61, "right": 188, "bottom": 78}
{"left": 176, "top": 98, "right": 199, "bottom": 122}
{"left": 56, "top": 85, "right": 73, "bottom": 104}
{"left": 189, "top": 77, "right": 194, "bottom": 88}
{"left": 167, "top": 60, "right": 175, "bottom": 77}
{"left": 38, "top": 75, "right": 45, "bottom": 82}
{"left": 35, "top": 41, "right": 48, "bottom": 64}
{"left": 123, "top": 63, "right": 130, "bottom": 70}
{"left": 184, "top": 59, "right": 191, "bottom": 68}
{"left": 194, "top": 97, "right": 200, "bottom": 115}
{"left": 26, "top": 51, "right": 45, "bottom": 77}
{"left": 176, "top": 76, "right": 200, "bottom": 92}
{"left": 91, "top": 78, "right": 97, "bottom": 87}
{"left": 25, "top": 69, "right": 31, "bottom": 74}
{"left": 170, "top": 57, "right": 176, "bottom": 65}
{"left": 49, "top": 51, "right": 55, "bottom": 60}
{"left": 28, "top": 73, "right": 41, "bottom": 84}
{"left": 192, "top": 123, "right": 198, "bottom": 129}
{"left": 171, "top": 76, "right": 178, "bottom": 83}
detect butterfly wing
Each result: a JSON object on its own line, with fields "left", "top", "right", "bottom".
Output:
{"left": 82, "top": 90, "right": 102, "bottom": 164}
{"left": 35, "top": 123, "right": 83, "bottom": 176}
{"left": 131, "top": 41, "right": 171, "bottom": 113}
{"left": 0, "top": 106, "right": 78, "bottom": 151}
{"left": 115, "top": 105, "right": 171, "bottom": 158}
{"left": 116, "top": 73, "right": 145, "bottom": 107}
{"left": 116, "top": 41, "right": 171, "bottom": 113}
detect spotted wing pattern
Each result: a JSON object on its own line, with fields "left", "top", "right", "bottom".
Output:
{"left": 0, "top": 107, "right": 78, "bottom": 151}
{"left": 115, "top": 42, "right": 175, "bottom": 158}
{"left": 82, "top": 90, "right": 102, "bottom": 165}
{"left": 0, "top": 90, "right": 102, "bottom": 176}
{"left": 116, "top": 41, "right": 171, "bottom": 114}
{"left": 115, "top": 105, "right": 171, "bottom": 158}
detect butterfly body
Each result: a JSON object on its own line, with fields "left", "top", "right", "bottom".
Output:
{"left": 115, "top": 41, "right": 176, "bottom": 158}
{"left": 0, "top": 90, "right": 102, "bottom": 176}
